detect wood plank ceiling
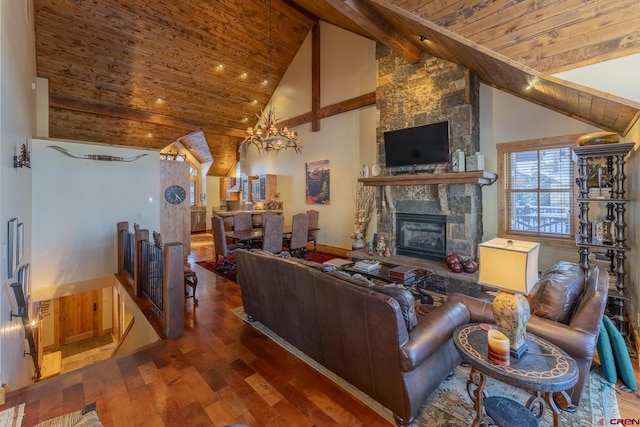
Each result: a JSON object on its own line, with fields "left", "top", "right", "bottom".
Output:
{"left": 35, "top": 0, "right": 640, "bottom": 177}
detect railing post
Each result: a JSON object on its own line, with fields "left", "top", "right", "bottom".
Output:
{"left": 163, "top": 242, "right": 184, "bottom": 339}
{"left": 117, "top": 221, "right": 129, "bottom": 274}
{"left": 134, "top": 228, "right": 149, "bottom": 297}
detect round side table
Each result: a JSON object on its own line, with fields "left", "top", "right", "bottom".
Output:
{"left": 453, "top": 323, "right": 578, "bottom": 427}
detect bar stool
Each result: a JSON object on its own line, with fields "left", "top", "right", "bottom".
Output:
{"left": 184, "top": 266, "right": 198, "bottom": 304}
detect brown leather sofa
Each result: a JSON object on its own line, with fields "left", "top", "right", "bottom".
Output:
{"left": 449, "top": 261, "right": 608, "bottom": 406}
{"left": 235, "top": 249, "right": 471, "bottom": 426}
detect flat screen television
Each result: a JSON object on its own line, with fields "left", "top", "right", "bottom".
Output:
{"left": 383, "top": 121, "right": 450, "bottom": 168}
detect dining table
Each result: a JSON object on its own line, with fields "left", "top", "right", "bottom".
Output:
{"left": 225, "top": 225, "right": 319, "bottom": 244}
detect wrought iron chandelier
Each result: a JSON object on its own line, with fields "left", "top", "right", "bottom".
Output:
{"left": 240, "top": 106, "right": 303, "bottom": 155}
{"left": 238, "top": 0, "right": 302, "bottom": 156}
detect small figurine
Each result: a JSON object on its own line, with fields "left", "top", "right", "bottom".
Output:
{"left": 384, "top": 246, "right": 391, "bottom": 257}
{"left": 367, "top": 240, "right": 374, "bottom": 256}
{"left": 376, "top": 236, "right": 387, "bottom": 256}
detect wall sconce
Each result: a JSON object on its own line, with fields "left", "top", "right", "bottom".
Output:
{"left": 10, "top": 283, "right": 26, "bottom": 321}
{"left": 14, "top": 141, "right": 31, "bottom": 168}
{"left": 10, "top": 306, "right": 24, "bottom": 320}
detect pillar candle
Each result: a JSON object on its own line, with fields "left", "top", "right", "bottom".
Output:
{"left": 487, "top": 329, "right": 510, "bottom": 366}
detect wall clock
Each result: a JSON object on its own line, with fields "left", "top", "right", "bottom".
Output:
{"left": 164, "top": 185, "right": 186, "bottom": 205}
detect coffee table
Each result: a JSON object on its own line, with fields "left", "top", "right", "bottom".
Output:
{"left": 453, "top": 323, "right": 579, "bottom": 427}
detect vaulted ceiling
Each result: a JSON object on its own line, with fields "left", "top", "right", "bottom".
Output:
{"left": 34, "top": 0, "right": 640, "bottom": 176}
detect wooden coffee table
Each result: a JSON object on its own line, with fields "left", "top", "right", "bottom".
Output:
{"left": 453, "top": 323, "right": 579, "bottom": 427}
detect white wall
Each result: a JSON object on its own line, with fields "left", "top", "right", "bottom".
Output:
{"left": 246, "top": 22, "right": 377, "bottom": 249}
{"left": 479, "top": 84, "right": 602, "bottom": 270}
{"left": 1, "top": 0, "right": 37, "bottom": 389}
{"left": 31, "top": 139, "right": 160, "bottom": 288}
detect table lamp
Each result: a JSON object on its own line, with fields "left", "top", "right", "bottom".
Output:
{"left": 478, "top": 238, "right": 540, "bottom": 358}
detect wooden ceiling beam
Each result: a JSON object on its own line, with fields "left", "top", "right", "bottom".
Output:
{"left": 325, "top": 0, "right": 422, "bottom": 64}
{"left": 279, "top": 91, "right": 376, "bottom": 129}
{"left": 49, "top": 95, "right": 247, "bottom": 138}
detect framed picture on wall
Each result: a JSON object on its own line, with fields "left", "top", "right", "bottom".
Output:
{"left": 8, "top": 218, "right": 18, "bottom": 279}
{"left": 17, "top": 222, "right": 24, "bottom": 264}
{"left": 305, "top": 160, "right": 330, "bottom": 204}
{"left": 18, "top": 263, "right": 30, "bottom": 303}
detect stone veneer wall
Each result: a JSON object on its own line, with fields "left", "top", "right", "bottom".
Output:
{"left": 375, "top": 44, "right": 483, "bottom": 259}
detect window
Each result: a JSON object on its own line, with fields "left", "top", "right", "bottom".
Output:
{"left": 497, "top": 135, "right": 578, "bottom": 247}
{"left": 189, "top": 165, "right": 197, "bottom": 206}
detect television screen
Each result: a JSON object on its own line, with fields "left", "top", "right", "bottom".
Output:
{"left": 383, "top": 121, "right": 450, "bottom": 168}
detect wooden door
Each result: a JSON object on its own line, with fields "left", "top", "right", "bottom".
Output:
{"left": 58, "top": 289, "right": 101, "bottom": 346}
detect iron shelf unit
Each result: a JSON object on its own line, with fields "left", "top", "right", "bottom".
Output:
{"left": 574, "top": 142, "right": 634, "bottom": 336}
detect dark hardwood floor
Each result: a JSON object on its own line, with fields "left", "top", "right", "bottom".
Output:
{"left": 3, "top": 241, "right": 392, "bottom": 427}
{"left": 3, "top": 239, "right": 639, "bottom": 425}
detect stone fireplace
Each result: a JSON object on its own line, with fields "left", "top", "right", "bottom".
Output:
{"left": 375, "top": 45, "right": 483, "bottom": 261}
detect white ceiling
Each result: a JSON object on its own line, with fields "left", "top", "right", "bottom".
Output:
{"left": 553, "top": 53, "right": 640, "bottom": 104}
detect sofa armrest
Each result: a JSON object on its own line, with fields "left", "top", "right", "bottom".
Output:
{"left": 399, "top": 299, "right": 470, "bottom": 371}
{"left": 526, "top": 315, "right": 598, "bottom": 360}
{"left": 448, "top": 293, "right": 494, "bottom": 323}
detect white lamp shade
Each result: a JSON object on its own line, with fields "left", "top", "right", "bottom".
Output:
{"left": 478, "top": 238, "right": 540, "bottom": 295}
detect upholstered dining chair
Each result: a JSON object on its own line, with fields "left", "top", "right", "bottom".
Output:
{"left": 233, "top": 211, "right": 257, "bottom": 248}
{"left": 260, "top": 211, "right": 278, "bottom": 230}
{"left": 233, "top": 212, "right": 252, "bottom": 231}
{"left": 306, "top": 209, "right": 319, "bottom": 252}
{"left": 262, "top": 214, "right": 284, "bottom": 254}
{"left": 288, "top": 213, "right": 309, "bottom": 258}
{"left": 212, "top": 215, "right": 242, "bottom": 273}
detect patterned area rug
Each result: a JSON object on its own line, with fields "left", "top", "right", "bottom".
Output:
{"left": 231, "top": 306, "right": 620, "bottom": 426}
{"left": 196, "top": 258, "right": 236, "bottom": 281}
{"left": 0, "top": 403, "right": 24, "bottom": 427}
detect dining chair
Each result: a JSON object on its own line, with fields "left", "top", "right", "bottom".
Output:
{"left": 260, "top": 211, "right": 278, "bottom": 231}
{"left": 233, "top": 211, "right": 257, "bottom": 248}
{"left": 212, "top": 215, "right": 242, "bottom": 273}
{"left": 288, "top": 213, "right": 309, "bottom": 258}
{"left": 233, "top": 212, "right": 253, "bottom": 231}
{"left": 306, "top": 209, "right": 319, "bottom": 253}
{"left": 262, "top": 215, "right": 284, "bottom": 254}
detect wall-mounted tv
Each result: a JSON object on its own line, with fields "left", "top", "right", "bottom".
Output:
{"left": 383, "top": 121, "right": 450, "bottom": 169}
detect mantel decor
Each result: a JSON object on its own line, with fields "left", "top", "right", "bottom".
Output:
{"left": 351, "top": 182, "right": 375, "bottom": 249}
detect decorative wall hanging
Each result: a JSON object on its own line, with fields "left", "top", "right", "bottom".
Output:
{"left": 17, "top": 222, "right": 24, "bottom": 264}
{"left": 8, "top": 218, "right": 18, "bottom": 279}
{"left": 48, "top": 145, "right": 148, "bottom": 162}
{"left": 14, "top": 141, "right": 31, "bottom": 168}
{"left": 306, "top": 160, "right": 330, "bottom": 204}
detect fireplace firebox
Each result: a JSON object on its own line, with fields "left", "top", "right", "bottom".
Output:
{"left": 396, "top": 213, "right": 447, "bottom": 260}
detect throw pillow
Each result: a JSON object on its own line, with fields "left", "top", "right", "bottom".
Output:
{"left": 528, "top": 261, "right": 585, "bottom": 324}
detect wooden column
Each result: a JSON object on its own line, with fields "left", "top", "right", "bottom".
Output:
{"left": 163, "top": 242, "right": 184, "bottom": 339}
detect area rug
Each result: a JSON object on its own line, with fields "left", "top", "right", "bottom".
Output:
{"left": 196, "top": 258, "right": 236, "bottom": 281}
{"left": 197, "top": 252, "right": 343, "bottom": 281}
{"left": 231, "top": 306, "right": 620, "bottom": 426}
{"left": 0, "top": 403, "right": 24, "bottom": 427}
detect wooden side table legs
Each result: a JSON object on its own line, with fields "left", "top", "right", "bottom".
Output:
{"left": 466, "top": 367, "right": 492, "bottom": 427}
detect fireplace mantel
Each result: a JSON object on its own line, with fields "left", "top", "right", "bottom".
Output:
{"left": 358, "top": 170, "right": 496, "bottom": 186}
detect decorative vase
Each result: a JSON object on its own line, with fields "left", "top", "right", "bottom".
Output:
{"left": 352, "top": 236, "right": 366, "bottom": 250}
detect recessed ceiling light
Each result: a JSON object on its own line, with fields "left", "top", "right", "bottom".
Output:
{"left": 241, "top": 117, "right": 249, "bottom": 122}
{"left": 251, "top": 100, "right": 258, "bottom": 104}
{"left": 240, "top": 72, "right": 248, "bottom": 79}
{"left": 217, "top": 64, "right": 224, "bottom": 70}
{"left": 147, "top": 132, "right": 153, "bottom": 137}
{"left": 156, "top": 98, "right": 163, "bottom": 103}
{"left": 262, "top": 79, "right": 269, "bottom": 85}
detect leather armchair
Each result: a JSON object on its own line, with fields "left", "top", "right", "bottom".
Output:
{"left": 449, "top": 262, "right": 609, "bottom": 405}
